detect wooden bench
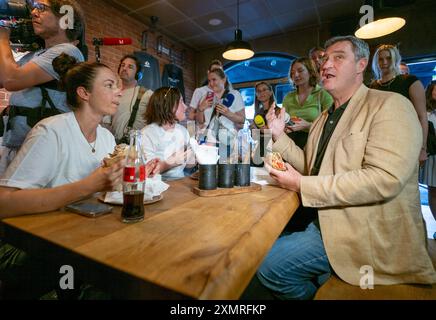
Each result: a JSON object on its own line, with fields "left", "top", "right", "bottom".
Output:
{"left": 314, "top": 240, "right": 436, "bottom": 300}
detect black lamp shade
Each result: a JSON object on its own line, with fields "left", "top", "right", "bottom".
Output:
{"left": 222, "top": 29, "right": 254, "bottom": 61}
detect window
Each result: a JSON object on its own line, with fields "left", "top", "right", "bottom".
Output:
{"left": 224, "top": 53, "right": 295, "bottom": 83}
{"left": 224, "top": 53, "right": 297, "bottom": 117}
{"left": 275, "top": 83, "right": 295, "bottom": 107}
{"left": 237, "top": 83, "right": 295, "bottom": 119}
{"left": 225, "top": 55, "right": 294, "bottom": 84}
{"left": 404, "top": 58, "right": 436, "bottom": 88}
{"left": 238, "top": 87, "right": 255, "bottom": 120}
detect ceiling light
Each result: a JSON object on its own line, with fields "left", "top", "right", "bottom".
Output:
{"left": 209, "top": 18, "right": 222, "bottom": 26}
{"left": 355, "top": 17, "right": 405, "bottom": 39}
{"left": 222, "top": 0, "right": 254, "bottom": 61}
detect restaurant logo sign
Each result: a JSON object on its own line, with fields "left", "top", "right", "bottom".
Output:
{"left": 59, "top": 265, "right": 75, "bottom": 290}
{"left": 59, "top": 5, "right": 75, "bottom": 30}
{"left": 359, "top": 265, "right": 374, "bottom": 290}
{"left": 359, "top": 5, "right": 374, "bottom": 28}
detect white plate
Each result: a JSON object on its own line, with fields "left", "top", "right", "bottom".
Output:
{"left": 98, "top": 193, "right": 163, "bottom": 206}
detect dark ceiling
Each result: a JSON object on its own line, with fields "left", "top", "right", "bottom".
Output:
{"left": 107, "top": 0, "right": 368, "bottom": 50}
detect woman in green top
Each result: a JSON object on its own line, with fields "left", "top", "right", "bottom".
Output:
{"left": 282, "top": 57, "right": 333, "bottom": 148}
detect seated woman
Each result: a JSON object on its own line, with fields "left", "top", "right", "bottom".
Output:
{"left": 283, "top": 57, "right": 333, "bottom": 148}
{"left": 0, "top": 54, "right": 159, "bottom": 298}
{"left": 251, "top": 81, "right": 290, "bottom": 166}
{"left": 141, "top": 87, "right": 195, "bottom": 181}
{"left": 196, "top": 68, "right": 245, "bottom": 148}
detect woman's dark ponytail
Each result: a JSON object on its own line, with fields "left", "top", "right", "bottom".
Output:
{"left": 52, "top": 54, "right": 110, "bottom": 109}
{"left": 52, "top": 53, "right": 78, "bottom": 91}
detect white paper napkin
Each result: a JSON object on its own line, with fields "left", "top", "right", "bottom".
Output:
{"left": 251, "top": 167, "right": 278, "bottom": 186}
{"left": 190, "top": 138, "right": 219, "bottom": 165}
{"left": 104, "top": 174, "right": 169, "bottom": 204}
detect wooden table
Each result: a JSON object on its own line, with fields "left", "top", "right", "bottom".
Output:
{"left": 0, "top": 178, "right": 299, "bottom": 299}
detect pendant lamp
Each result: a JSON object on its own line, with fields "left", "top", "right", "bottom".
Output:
{"left": 355, "top": 1, "right": 405, "bottom": 39}
{"left": 222, "top": 0, "right": 254, "bottom": 61}
{"left": 355, "top": 17, "right": 405, "bottom": 39}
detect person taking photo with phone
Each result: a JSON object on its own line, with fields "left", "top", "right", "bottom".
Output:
{"left": 197, "top": 68, "right": 245, "bottom": 147}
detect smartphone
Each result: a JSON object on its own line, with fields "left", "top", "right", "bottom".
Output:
{"left": 206, "top": 91, "right": 214, "bottom": 100}
{"left": 65, "top": 200, "right": 113, "bottom": 218}
{"left": 286, "top": 119, "right": 295, "bottom": 126}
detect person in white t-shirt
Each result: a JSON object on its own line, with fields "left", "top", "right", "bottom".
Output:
{"left": 0, "top": 56, "right": 161, "bottom": 299}
{"left": 0, "top": 58, "right": 121, "bottom": 298}
{"left": 142, "top": 87, "right": 195, "bottom": 180}
{"left": 197, "top": 68, "right": 245, "bottom": 146}
{"left": 0, "top": 56, "right": 160, "bottom": 218}
{"left": 188, "top": 59, "right": 224, "bottom": 121}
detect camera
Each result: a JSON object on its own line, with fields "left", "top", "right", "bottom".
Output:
{"left": 0, "top": 0, "right": 44, "bottom": 51}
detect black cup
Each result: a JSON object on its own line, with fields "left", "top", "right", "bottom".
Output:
{"left": 199, "top": 164, "right": 217, "bottom": 190}
{"left": 218, "top": 164, "right": 235, "bottom": 188}
{"left": 235, "top": 164, "right": 251, "bottom": 187}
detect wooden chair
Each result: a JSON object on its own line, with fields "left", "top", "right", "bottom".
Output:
{"left": 314, "top": 240, "right": 436, "bottom": 300}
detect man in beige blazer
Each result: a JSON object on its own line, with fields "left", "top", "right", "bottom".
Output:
{"left": 256, "top": 35, "right": 436, "bottom": 300}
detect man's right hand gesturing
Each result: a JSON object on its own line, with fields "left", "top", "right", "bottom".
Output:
{"left": 265, "top": 103, "right": 286, "bottom": 142}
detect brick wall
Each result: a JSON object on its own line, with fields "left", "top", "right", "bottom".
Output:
{"left": 0, "top": 0, "right": 197, "bottom": 110}
{"left": 79, "top": 0, "right": 196, "bottom": 103}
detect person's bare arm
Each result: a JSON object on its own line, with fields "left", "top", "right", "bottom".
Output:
{"left": 0, "top": 28, "right": 53, "bottom": 91}
{"left": 195, "top": 97, "right": 213, "bottom": 125}
{"left": 216, "top": 104, "right": 245, "bottom": 126}
{"left": 409, "top": 80, "right": 428, "bottom": 165}
{"left": 159, "top": 149, "right": 193, "bottom": 173}
{"left": 187, "top": 107, "right": 196, "bottom": 120}
{"left": 0, "top": 161, "right": 124, "bottom": 219}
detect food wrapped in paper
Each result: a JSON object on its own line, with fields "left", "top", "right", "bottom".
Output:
{"left": 103, "top": 144, "right": 128, "bottom": 167}
{"left": 103, "top": 174, "right": 169, "bottom": 204}
{"left": 265, "top": 152, "right": 287, "bottom": 171}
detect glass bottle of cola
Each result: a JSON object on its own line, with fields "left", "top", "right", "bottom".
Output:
{"left": 121, "top": 130, "right": 146, "bottom": 223}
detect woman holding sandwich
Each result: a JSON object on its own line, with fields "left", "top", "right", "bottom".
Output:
{"left": 0, "top": 54, "right": 160, "bottom": 218}
{"left": 0, "top": 54, "right": 160, "bottom": 299}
